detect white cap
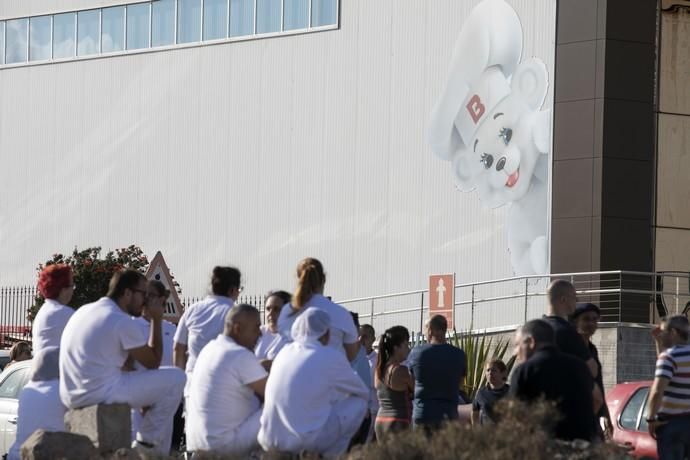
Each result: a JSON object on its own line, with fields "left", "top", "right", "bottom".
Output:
{"left": 291, "top": 308, "right": 330, "bottom": 344}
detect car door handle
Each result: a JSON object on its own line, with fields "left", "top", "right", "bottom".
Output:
{"left": 7, "top": 417, "right": 17, "bottom": 425}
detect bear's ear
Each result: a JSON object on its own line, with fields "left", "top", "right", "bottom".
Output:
{"left": 510, "top": 58, "right": 549, "bottom": 111}
{"left": 452, "top": 147, "right": 479, "bottom": 191}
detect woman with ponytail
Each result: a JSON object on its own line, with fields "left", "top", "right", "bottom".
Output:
{"left": 375, "top": 326, "right": 414, "bottom": 439}
{"left": 277, "top": 258, "right": 360, "bottom": 362}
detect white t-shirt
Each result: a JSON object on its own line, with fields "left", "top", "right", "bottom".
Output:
{"left": 173, "top": 295, "right": 234, "bottom": 376}
{"left": 59, "top": 297, "right": 148, "bottom": 408}
{"left": 8, "top": 380, "right": 66, "bottom": 460}
{"left": 277, "top": 295, "right": 358, "bottom": 356}
{"left": 32, "top": 299, "right": 74, "bottom": 355}
{"left": 186, "top": 335, "right": 267, "bottom": 452}
{"left": 254, "top": 325, "right": 287, "bottom": 361}
{"left": 258, "top": 341, "right": 369, "bottom": 452}
{"left": 132, "top": 317, "right": 177, "bottom": 368}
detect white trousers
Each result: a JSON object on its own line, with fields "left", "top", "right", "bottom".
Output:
{"left": 309, "top": 396, "right": 367, "bottom": 457}
{"left": 106, "top": 366, "right": 185, "bottom": 455}
{"left": 188, "top": 407, "right": 262, "bottom": 454}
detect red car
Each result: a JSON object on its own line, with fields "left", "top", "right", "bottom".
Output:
{"left": 606, "top": 381, "right": 657, "bottom": 459}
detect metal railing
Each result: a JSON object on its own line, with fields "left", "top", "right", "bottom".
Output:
{"left": 336, "top": 271, "right": 690, "bottom": 335}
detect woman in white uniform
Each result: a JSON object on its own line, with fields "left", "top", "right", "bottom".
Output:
{"left": 277, "top": 258, "right": 359, "bottom": 362}
{"left": 259, "top": 308, "right": 369, "bottom": 456}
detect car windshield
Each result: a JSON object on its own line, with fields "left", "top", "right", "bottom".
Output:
{"left": 0, "top": 366, "right": 30, "bottom": 399}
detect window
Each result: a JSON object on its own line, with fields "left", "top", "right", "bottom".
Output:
{"left": 619, "top": 387, "right": 649, "bottom": 430}
{"left": 203, "top": 0, "right": 228, "bottom": 40}
{"left": 0, "top": 22, "right": 4, "bottom": 64}
{"left": 30, "top": 16, "right": 52, "bottom": 61}
{"left": 53, "top": 13, "right": 76, "bottom": 59}
{"left": 152, "top": 0, "right": 175, "bottom": 47}
{"left": 177, "top": 0, "right": 202, "bottom": 44}
{"left": 77, "top": 10, "right": 100, "bottom": 56}
{"left": 284, "top": 0, "right": 309, "bottom": 31}
{"left": 0, "top": 367, "right": 29, "bottom": 399}
{"left": 229, "top": 0, "right": 254, "bottom": 37}
{"left": 127, "top": 3, "right": 150, "bottom": 50}
{"left": 256, "top": 0, "right": 281, "bottom": 34}
{"left": 101, "top": 6, "right": 125, "bottom": 53}
{"left": 6, "top": 18, "right": 28, "bottom": 64}
{"left": 311, "top": 0, "right": 337, "bottom": 27}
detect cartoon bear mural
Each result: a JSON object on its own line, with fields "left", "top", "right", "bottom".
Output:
{"left": 428, "top": 0, "right": 551, "bottom": 276}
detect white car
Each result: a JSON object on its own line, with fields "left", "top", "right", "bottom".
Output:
{"left": 0, "top": 361, "right": 32, "bottom": 457}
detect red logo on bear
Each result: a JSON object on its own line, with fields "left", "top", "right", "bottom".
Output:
{"left": 466, "top": 95, "right": 485, "bottom": 124}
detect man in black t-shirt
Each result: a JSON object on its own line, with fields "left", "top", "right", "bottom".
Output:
{"left": 542, "top": 280, "right": 597, "bottom": 378}
{"left": 510, "top": 319, "right": 600, "bottom": 441}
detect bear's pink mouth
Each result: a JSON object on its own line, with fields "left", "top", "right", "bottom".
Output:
{"left": 505, "top": 169, "right": 520, "bottom": 188}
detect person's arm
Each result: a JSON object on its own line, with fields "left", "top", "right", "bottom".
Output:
{"left": 344, "top": 341, "right": 360, "bottom": 363}
{"left": 247, "top": 376, "right": 268, "bottom": 402}
{"left": 647, "top": 377, "right": 670, "bottom": 438}
{"left": 172, "top": 310, "right": 189, "bottom": 370}
{"left": 129, "top": 303, "right": 164, "bottom": 369}
{"left": 592, "top": 382, "right": 603, "bottom": 415}
{"left": 174, "top": 343, "right": 188, "bottom": 370}
{"left": 389, "top": 365, "right": 412, "bottom": 392}
{"left": 586, "top": 358, "right": 598, "bottom": 379}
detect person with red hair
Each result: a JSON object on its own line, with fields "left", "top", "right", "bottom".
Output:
{"left": 33, "top": 264, "right": 75, "bottom": 354}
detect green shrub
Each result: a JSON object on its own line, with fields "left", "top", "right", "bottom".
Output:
{"left": 30, "top": 245, "right": 149, "bottom": 321}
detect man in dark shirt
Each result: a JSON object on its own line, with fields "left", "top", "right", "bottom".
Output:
{"left": 407, "top": 315, "right": 466, "bottom": 430}
{"left": 510, "top": 319, "right": 602, "bottom": 441}
{"left": 542, "top": 279, "right": 597, "bottom": 378}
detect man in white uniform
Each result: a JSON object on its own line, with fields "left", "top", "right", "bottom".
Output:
{"left": 255, "top": 291, "right": 290, "bottom": 367}
{"left": 259, "top": 308, "right": 369, "bottom": 456}
{"left": 60, "top": 270, "right": 185, "bottom": 455}
{"left": 8, "top": 347, "right": 66, "bottom": 460}
{"left": 173, "top": 266, "right": 241, "bottom": 396}
{"left": 186, "top": 304, "right": 268, "bottom": 455}
{"left": 32, "top": 264, "right": 75, "bottom": 355}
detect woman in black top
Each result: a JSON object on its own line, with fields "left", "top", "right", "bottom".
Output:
{"left": 471, "top": 358, "right": 509, "bottom": 426}
{"left": 572, "top": 302, "right": 613, "bottom": 439}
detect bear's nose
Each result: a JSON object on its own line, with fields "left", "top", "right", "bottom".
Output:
{"left": 496, "top": 157, "right": 507, "bottom": 171}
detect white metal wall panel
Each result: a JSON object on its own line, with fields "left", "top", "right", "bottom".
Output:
{"left": 0, "top": 0, "right": 557, "bottom": 324}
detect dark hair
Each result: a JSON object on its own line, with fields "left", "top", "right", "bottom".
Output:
{"left": 10, "top": 341, "right": 31, "bottom": 361}
{"left": 520, "top": 319, "right": 555, "bottom": 346}
{"left": 107, "top": 269, "right": 146, "bottom": 300}
{"left": 266, "top": 290, "right": 292, "bottom": 305}
{"left": 360, "top": 324, "right": 375, "bottom": 339}
{"left": 428, "top": 314, "right": 448, "bottom": 334}
{"left": 350, "top": 312, "right": 360, "bottom": 330}
{"left": 293, "top": 258, "right": 326, "bottom": 309}
{"left": 211, "top": 266, "right": 241, "bottom": 296}
{"left": 486, "top": 358, "right": 507, "bottom": 373}
{"left": 571, "top": 302, "right": 600, "bottom": 321}
{"left": 376, "top": 326, "right": 410, "bottom": 381}
{"left": 37, "top": 264, "right": 73, "bottom": 299}
{"left": 148, "top": 280, "right": 170, "bottom": 298}
{"left": 547, "top": 279, "right": 575, "bottom": 306}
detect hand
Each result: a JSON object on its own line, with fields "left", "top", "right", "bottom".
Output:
{"left": 648, "top": 419, "right": 668, "bottom": 439}
{"left": 651, "top": 326, "right": 663, "bottom": 342}
{"left": 603, "top": 417, "right": 613, "bottom": 439}
{"left": 147, "top": 297, "right": 165, "bottom": 322}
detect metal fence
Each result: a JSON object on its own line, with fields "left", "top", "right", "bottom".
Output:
{"left": 3, "top": 270, "right": 689, "bottom": 346}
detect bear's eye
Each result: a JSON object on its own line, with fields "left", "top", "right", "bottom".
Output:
{"left": 480, "top": 153, "right": 493, "bottom": 169}
{"left": 499, "top": 127, "right": 513, "bottom": 145}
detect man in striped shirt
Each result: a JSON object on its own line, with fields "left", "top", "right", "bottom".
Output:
{"left": 646, "top": 315, "right": 690, "bottom": 459}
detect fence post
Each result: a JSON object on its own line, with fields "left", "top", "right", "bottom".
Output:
{"left": 524, "top": 277, "right": 529, "bottom": 322}
{"left": 369, "top": 298, "right": 375, "bottom": 328}
{"left": 419, "top": 291, "right": 425, "bottom": 333}
{"left": 470, "top": 285, "right": 475, "bottom": 328}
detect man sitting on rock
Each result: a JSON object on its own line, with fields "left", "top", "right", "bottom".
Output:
{"left": 59, "top": 269, "right": 186, "bottom": 455}
{"left": 259, "top": 308, "right": 369, "bottom": 456}
{"left": 186, "top": 304, "right": 268, "bottom": 455}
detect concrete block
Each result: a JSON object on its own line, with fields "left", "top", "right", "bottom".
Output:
{"left": 65, "top": 404, "right": 132, "bottom": 455}
{"left": 20, "top": 429, "right": 98, "bottom": 460}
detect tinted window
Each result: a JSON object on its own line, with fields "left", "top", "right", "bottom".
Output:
{"left": 203, "top": 0, "right": 228, "bottom": 40}
{"left": 229, "top": 0, "right": 254, "bottom": 37}
{"left": 127, "top": 3, "right": 150, "bottom": 50}
{"left": 29, "top": 16, "right": 52, "bottom": 61}
{"left": 53, "top": 13, "right": 76, "bottom": 59}
{"left": 6, "top": 18, "right": 29, "bottom": 64}
{"left": 77, "top": 10, "right": 100, "bottom": 56}
{"left": 256, "top": 0, "right": 281, "bottom": 34}
{"left": 102, "top": 6, "right": 125, "bottom": 53}
{"left": 0, "top": 22, "right": 5, "bottom": 64}
{"left": 177, "top": 0, "right": 202, "bottom": 44}
{"left": 0, "top": 367, "right": 29, "bottom": 399}
{"left": 311, "top": 0, "right": 337, "bottom": 27}
{"left": 620, "top": 387, "right": 649, "bottom": 430}
{"left": 152, "top": 0, "right": 175, "bottom": 47}
{"left": 284, "top": 0, "right": 309, "bottom": 31}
